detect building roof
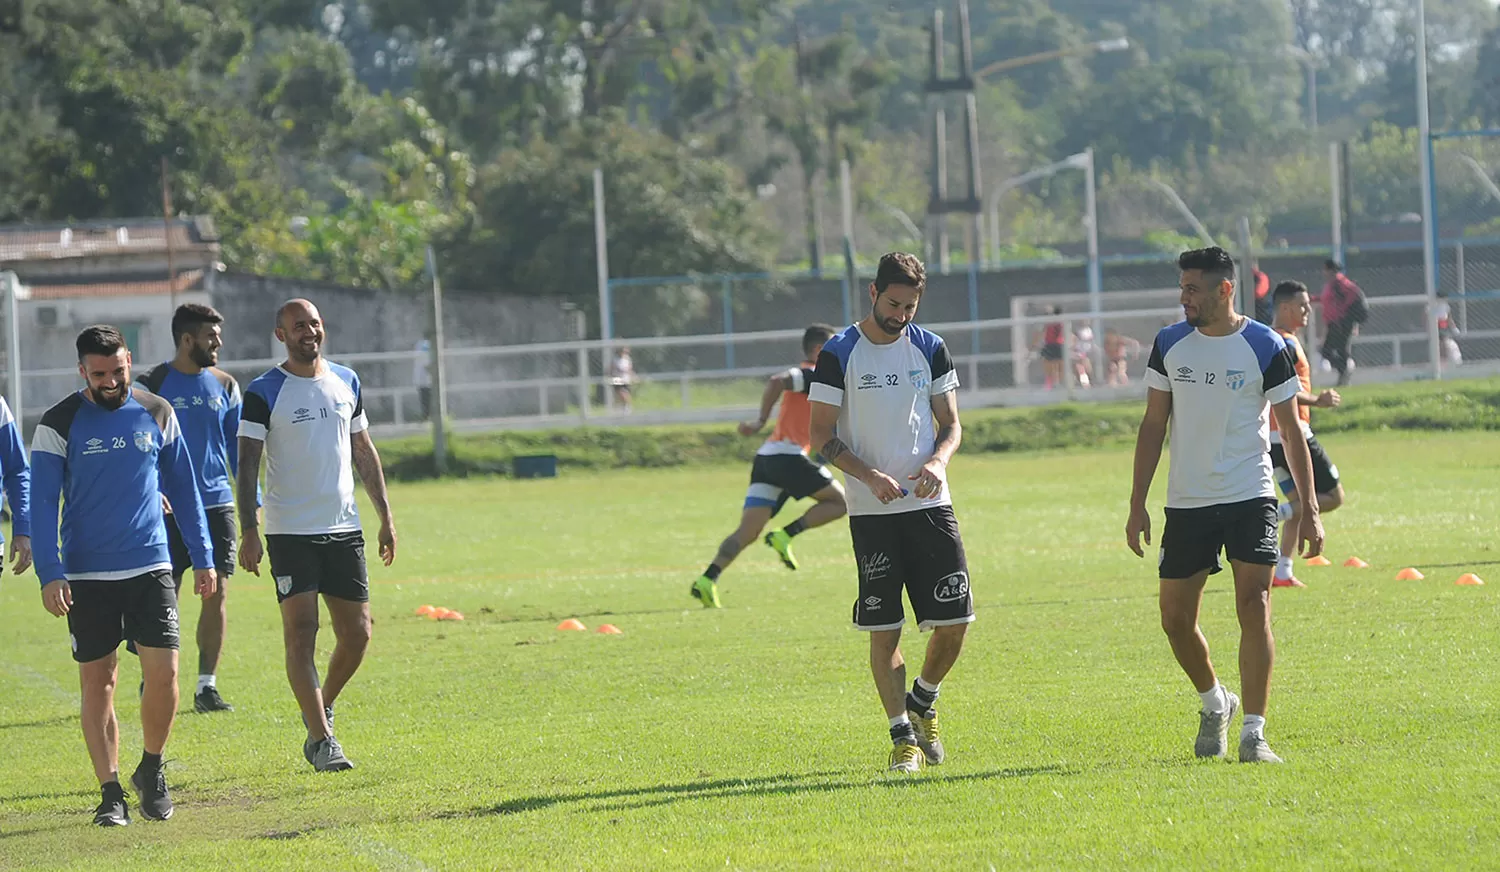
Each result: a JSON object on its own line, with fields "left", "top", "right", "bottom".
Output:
{"left": 24, "top": 269, "right": 207, "bottom": 300}
{"left": 0, "top": 216, "right": 220, "bottom": 264}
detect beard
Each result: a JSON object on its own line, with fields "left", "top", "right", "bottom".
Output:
{"left": 89, "top": 383, "right": 129, "bottom": 410}
{"left": 189, "top": 345, "right": 217, "bottom": 368}
{"left": 287, "top": 340, "right": 321, "bottom": 364}
{"left": 874, "top": 315, "right": 908, "bottom": 336}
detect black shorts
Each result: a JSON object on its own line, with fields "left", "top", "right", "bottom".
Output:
{"left": 167, "top": 506, "right": 237, "bottom": 580}
{"left": 744, "top": 453, "right": 835, "bottom": 515}
{"left": 267, "top": 532, "right": 369, "bottom": 604}
{"left": 1040, "top": 344, "right": 1064, "bottom": 361}
{"left": 66, "top": 570, "right": 179, "bottom": 663}
{"left": 849, "top": 506, "right": 973, "bottom": 631}
{"left": 1269, "top": 435, "right": 1340, "bottom": 498}
{"left": 1159, "top": 498, "right": 1279, "bottom": 580}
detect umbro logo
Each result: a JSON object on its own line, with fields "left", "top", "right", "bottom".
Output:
{"left": 291, "top": 406, "right": 315, "bottom": 424}
{"left": 86, "top": 438, "right": 103, "bottom": 449}
{"left": 863, "top": 596, "right": 881, "bottom": 607}
{"left": 1173, "top": 365, "right": 1196, "bottom": 383}
{"left": 861, "top": 373, "right": 877, "bottom": 383}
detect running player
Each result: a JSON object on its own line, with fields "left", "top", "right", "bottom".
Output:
{"left": 32, "top": 325, "right": 217, "bottom": 825}
{"left": 134, "top": 304, "right": 243, "bottom": 711}
{"left": 691, "top": 324, "right": 846, "bottom": 608}
{"left": 810, "top": 252, "right": 972, "bottom": 774}
{"left": 1126, "top": 247, "right": 1324, "bottom": 765}
{"left": 237, "top": 299, "right": 396, "bottom": 772}
{"left": 1267, "top": 281, "right": 1345, "bottom": 588}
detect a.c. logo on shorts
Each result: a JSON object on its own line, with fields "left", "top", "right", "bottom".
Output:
{"left": 276, "top": 575, "right": 294, "bottom": 595}
{"left": 933, "top": 571, "right": 970, "bottom": 603}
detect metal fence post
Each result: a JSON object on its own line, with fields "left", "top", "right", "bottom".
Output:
{"left": 722, "top": 275, "right": 735, "bottom": 369}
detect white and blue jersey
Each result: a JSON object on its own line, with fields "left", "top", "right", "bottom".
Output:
{"left": 1145, "top": 318, "right": 1301, "bottom": 509}
{"left": 137, "top": 363, "right": 242, "bottom": 508}
{"left": 31, "top": 388, "right": 212, "bottom": 584}
{"left": 239, "top": 364, "right": 368, "bottom": 536}
{"left": 0, "top": 397, "right": 30, "bottom": 546}
{"left": 809, "top": 323, "right": 960, "bottom": 516}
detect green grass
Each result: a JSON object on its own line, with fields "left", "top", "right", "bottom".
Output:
{"left": 381, "top": 376, "right": 1500, "bottom": 479}
{"left": 4, "top": 431, "right": 1500, "bottom": 869}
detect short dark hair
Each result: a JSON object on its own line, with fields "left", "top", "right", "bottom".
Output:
{"left": 874, "top": 252, "right": 925, "bottom": 295}
{"left": 1272, "top": 280, "right": 1309, "bottom": 305}
{"left": 1177, "top": 246, "right": 1236, "bottom": 283}
{"left": 172, "top": 303, "right": 224, "bottom": 345}
{"left": 77, "top": 325, "right": 127, "bottom": 361}
{"left": 1324, "top": 259, "right": 1342, "bottom": 272}
{"left": 802, "top": 323, "right": 837, "bottom": 356}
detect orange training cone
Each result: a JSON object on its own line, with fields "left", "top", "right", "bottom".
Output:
{"left": 557, "top": 618, "right": 587, "bottom": 631}
{"left": 1344, "top": 557, "right": 1370, "bottom": 569}
{"left": 432, "top": 607, "right": 454, "bottom": 620}
{"left": 1395, "top": 567, "right": 1425, "bottom": 581}
{"left": 596, "top": 623, "right": 622, "bottom": 635}
{"left": 1456, "top": 573, "right": 1486, "bottom": 586}
{"left": 415, "top": 604, "right": 436, "bottom": 616}
{"left": 440, "top": 610, "right": 465, "bottom": 621}
{"left": 1306, "top": 555, "right": 1333, "bottom": 566}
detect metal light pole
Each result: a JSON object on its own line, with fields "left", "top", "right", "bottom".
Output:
{"left": 985, "top": 152, "right": 1090, "bottom": 265}
{"left": 424, "top": 246, "right": 448, "bottom": 475}
{"left": 593, "top": 167, "right": 614, "bottom": 408}
{"left": 1082, "top": 147, "right": 1102, "bottom": 367}
{"left": 1416, "top": 0, "right": 1442, "bottom": 378}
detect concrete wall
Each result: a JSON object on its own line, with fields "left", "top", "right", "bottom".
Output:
{"left": 209, "top": 273, "right": 580, "bottom": 424}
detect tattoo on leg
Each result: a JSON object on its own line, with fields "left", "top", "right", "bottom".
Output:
{"left": 821, "top": 437, "right": 849, "bottom": 462}
{"left": 715, "top": 536, "right": 743, "bottom": 563}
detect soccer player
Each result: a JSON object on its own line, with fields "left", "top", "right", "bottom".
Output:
{"left": 1268, "top": 281, "right": 1345, "bottom": 589}
{"left": 691, "top": 324, "right": 847, "bottom": 608}
{"left": 32, "top": 326, "right": 217, "bottom": 826}
{"left": 0, "top": 394, "right": 33, "bottom": 583}
{"left": 809, "top": 252, "right": 971, "bottom": 774}
{"left": 134, "top": 304, "right": 243, "bottom": 711}
{"left": 237, "top": 299, "right": 396, "bottom": 772}
{"left": 1126, "top": 247, "right": 1324, "bottom": 765}
{"left": 1319, "top": 260, "right": 1364, "bottom": 386}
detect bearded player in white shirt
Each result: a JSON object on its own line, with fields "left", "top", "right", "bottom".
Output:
{"left": 1126, "top": 247, "right": 1325, "bottom": 765}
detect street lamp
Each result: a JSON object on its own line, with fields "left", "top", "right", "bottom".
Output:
{"left": 1141, "top": 179, "right": 1216, "bottom": 247}
{"left": 974, "top": 37, "right": 1130, "bottom": 81}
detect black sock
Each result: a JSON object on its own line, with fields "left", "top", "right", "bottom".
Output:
{"left": 890, "top": 722, "right": 917, "bottom": 745}
{"left": 907, "top": 680, "right": 939, "bottom": 716}
{"left": 784, "top": 518, "right": 808, "bottom": 538}
{"left": 101, "top": 780, "right": 123, "bottom": 796}
{"left": 703, "top": 564, "right": 723, "bottom": 581}
{"left": 139, "top": 751, "right": 162, "bottom": 773}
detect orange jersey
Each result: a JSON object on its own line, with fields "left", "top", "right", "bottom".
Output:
{"left": 1270, "top": 329, "right": 1311, "bottom": 433}
{"left": 763, "top": 365, "right": 816, "bottom": 454}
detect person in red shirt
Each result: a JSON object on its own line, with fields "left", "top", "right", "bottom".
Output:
{"left": 1034, "top": 305, "right": 1065, "bottom": 390}
{"left": 1319, "top": 260, "right": 1362, "bottom": 386}
{"left": 690, "top": 324, "right": 847, "bottom": 608}
{"left": 1252, "top": 268, "right": 1272, "bottom": 324}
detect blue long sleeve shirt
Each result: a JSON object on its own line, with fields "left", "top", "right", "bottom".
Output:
{"left": 31, "top": 388, "right": 212, "bottom": 585}
{"left": 137, "top": 363, "right": 243, "bottom": 507}
{"left": 0, "top": 396, "right": 29, "bottom": 544}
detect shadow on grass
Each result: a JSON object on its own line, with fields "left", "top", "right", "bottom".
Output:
{"left": 466, "top": 765, "right": 1075, "bottom": 818}
{"left": 0, "top": 714, "right": 77, "bottom": 732}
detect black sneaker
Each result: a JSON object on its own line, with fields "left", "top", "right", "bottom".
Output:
{"left": 194, "top": 686, "right": 234, "bottom": 713}
{"left": 93, "top": 782, "right": 130, "bottom": 827}
{"left": 307, "top": 736, "right": 355, "bottom": 772}
{"left": 130, "top": 765, "right": 174, "bottom": 821}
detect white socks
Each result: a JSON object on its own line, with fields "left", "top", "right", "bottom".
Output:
{"left": 1242, "top": 714, "right": 1266, "bottom": 741}
{"left": 1199, "top": 684, "right": 1228, "bottom": 714}
{"left": 1276, "top": 556, "right": 1295, "bottom": 578}
{"left": 889, "top": 713, "right": 910, "bottom": 729}
{"left": 197, "top": 674, "right": 216, "bottom": 693}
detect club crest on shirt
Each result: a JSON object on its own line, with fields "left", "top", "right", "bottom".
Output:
{"left": 909, "top": 369, "right": 928, "bottom": 390}
{"left": 133, "top": 431, "right": 154, "bottom": 453}
{"left": 1225, "top": 369, "right": 1246, "bottom": 391}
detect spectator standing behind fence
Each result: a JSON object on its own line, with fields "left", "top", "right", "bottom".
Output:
{"left": 1253, "top": 268, "right": 1272, "bottom": 325}
{"left": 413, "top": 339, "right": 432, "bottom": 421}
{"left": 611, "top": 347, "right": 635, "bottom": 412}
{"left": 1318, "top": 260, "right": 1367, "bottom": 387}
{"left": 1034, "top": 306, "right": 1065, "bottom": 390}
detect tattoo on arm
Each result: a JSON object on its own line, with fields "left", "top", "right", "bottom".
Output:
{"left": 351, "top": 433, "right": 392, "bottom": 522}
{"left": 820, "top": 437, "right": 849, "bottom": 463}
{"left": 236, "top": 438, "right": 263, "bottom": 532}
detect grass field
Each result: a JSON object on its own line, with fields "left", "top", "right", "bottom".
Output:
{"left": 3, "top": 430, "right": 1500, "bottom": 870}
